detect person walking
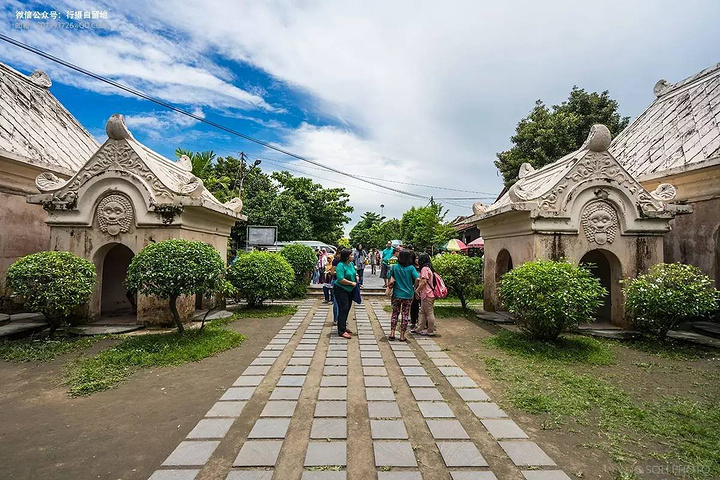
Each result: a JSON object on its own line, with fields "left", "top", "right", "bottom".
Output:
{"left": 333, "top": 248, "right": 357, "bottom": 339}
{"left": 353, "top": 243, "right": 368, "bottom": 285}
{"left": 330, "top": 246, "right": 342, "bottom": 325}
{"left": 370, "top": 248, "right": 378, "bottom": 275}
{"left": 405, "top": 245, "right": 420, "bottom": 331}
{"left": 388, "top": 249, "right": 419, "bottom": 342}
{"left": 414, "top": 253, "right": 437, "bottom": 336}
{"left": 380, "top": 241, "right": 393, "bottom": 287}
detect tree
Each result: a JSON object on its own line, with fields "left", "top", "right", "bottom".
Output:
{"left": 6, "top": 251, "right": 96, "bottom": 335}
{"left": 432, "top": 254, "right": 483, "bottom": 309}
{"left": 500, "top": 260, "right": 606, "bottom": 341}
{"left": 400, "top": 201, "right": 456, "bottom": 252}
{"left": 367, "top": 219, "right": 402, "bottom": 249}
{"left": 126, "top": 239, "right": 226, "bottom": 333}
{"left": 228, "top": 251, "right": 295, "bottom": 306}
{"left": 349, "top": 211, "right": 384, "bottom": 248}
{"left": 495, "top": 87, "right": 630, "bottom": 186}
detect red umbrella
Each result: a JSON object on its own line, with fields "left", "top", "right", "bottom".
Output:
{"left": 467, "top": 237, "right": 485, "bottom": 249}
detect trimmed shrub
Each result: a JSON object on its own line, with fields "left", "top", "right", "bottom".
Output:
{"left": 624, "top": 263, "right": 719, "bottom": 338}
{"left": 500, "top": 259, "right": 606, "bottom": 341}
{"left": 432, "top": 254, "right": 483, "bottom": 309}
{"left": 228, "top": 251, "right": 294, "bottom": 306}
{"left": 6, "top": 251, "right": 96, "bottom": 334}
{"left": 126, "top": 239, "right": 227, "bottom": 333}
{"left": 280, "top": 243, "right": 317, "bottom": 297}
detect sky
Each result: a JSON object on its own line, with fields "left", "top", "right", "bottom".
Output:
{"left": 1, "top": 0, "right": 719, "bottom": 234}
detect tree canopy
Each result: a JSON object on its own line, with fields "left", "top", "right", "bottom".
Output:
{"left": 495, "top": 87, "right": 630, "bottom": 187}
{"left": 175, "top": 152, "right": 353, "bottom": 248}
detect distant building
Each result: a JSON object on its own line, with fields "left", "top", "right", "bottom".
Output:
{"left": 0, "top": 63, "right": 99, "bottom": 308}
{"left": 610, "top": 63, "right": 720, "bottom": 287}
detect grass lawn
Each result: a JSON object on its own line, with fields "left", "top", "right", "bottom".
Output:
{"left": 481, "top": 329, "right": 720, "bottom": 479}
{"left": 229, "top": 304, "right": 297, "bottom": 319}
{"left": 65, "top": 322, "right": 246, "bottom": 396}
{"left": 0, "top": 334, "right": 108, "bottom": 362}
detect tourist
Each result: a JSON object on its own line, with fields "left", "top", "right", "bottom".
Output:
{"left": 353, "top": 243, "right": 368, "bottom": 285}
{"left": 333, "top": 248, "right": 357, "bottom": 339}
{"left": 413, "top": 253, "right": 437, "bottom": 336}
{"left": 404, "top": 245, "right": 420, "bottom": 331}
{"left": 380, "top": 241, "right": 393, "bottom": 287}
{"left": 330, "top": 245, "right": 343, "bottom": 325}
{"left": 370, "top": 248, "right": 378, "bottom": 275}
{"left": 388, "top": 249, "right": 419, "bottom": 342}
{"left": 317, "top": 248, "right": 328, "bottom": 284}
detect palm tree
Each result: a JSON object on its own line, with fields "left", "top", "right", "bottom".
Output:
{"left": 174, "top": 148, "right": 215, "bottom": 178}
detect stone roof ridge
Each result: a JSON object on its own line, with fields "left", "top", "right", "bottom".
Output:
{"left": 652, "top": 62, "right": 720, "bottom": 99}
{"left": 32, "top": 114, "right": 244, "bottom": 219}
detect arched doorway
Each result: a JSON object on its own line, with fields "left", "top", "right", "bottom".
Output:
{"left": 101, "top": 244, "right": 135, "bottom": 316}
{"left": 496, "top": 249, "right": 513, "bottom": 282}
{"left": 580, "top": 249, "right": 621, "bottom": 325}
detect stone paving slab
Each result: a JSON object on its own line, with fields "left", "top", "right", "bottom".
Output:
{"left": 370, "top": 419, "right": 409, "bottom": 439}
{"left": 499, "top": 441, "right": 556, "bottom": 466}
{"left": 248, "top": 418, "right": 291, "bottom": 439}
{"left": 163, "top": 441, "right": 220, "bottom": 466}
{"left": 187, "top": 418, "right": 234, "bottom": 439}
{"left": 277, "top": 375, "right": 306, "bottom": 387}
{"left": 233, "top": 376, "right": 265, "bottom": 386}
{"left": 411, "top": 387, "right": 443, "bottom": 401}
{"left": 311, "top": 418, "right": 347, "bottom": 438}
{"left": 456, "top": 388, "right": 490, "bottom": 402}
{"left": 364, "top": 376, "right": 391, "bottom": 387}
{"left": 366, "top": 387, "right": 395, "bottom": 401}
{"left": 468, "top": 402, "right": 507, "bottom": 419}
{"left": 377, "top": 473, "right": 422, "bottom": 480}
{"left": 450, "top": 472, "right": 498, "bottom": 480}
{"left": 482, "top": 419, "right": 529, "bottom": 439}
{"left": 406, "top": 376, "right": 435, "bottom": 387}
{"left": 319, "top": 387, "right": 347, "bottom": 400}
{"left": 220, "top": 387, "right": 256, "bottom": 401}
{"left": 269, "top": 387, "right": 302, "bottom": 400}
{"left": 260, "top": 401, "right": 297, "bottom": 417}
{"left": 373, "top": 440, "right": 418, "bottom": 467}
{"left": 448, "top": 376, "right": 478, "bottom": 388}
{"left": 321, "top": 376, "right": 348, "bottom": 387}
{"left": 206, "top": 401, "right": 246, "bottom": 418}
{"left": 437, "top": 441, "right": 488, "bottom": 467}
{"left": 226, "top": 471, "right": 274, "bottom": 480}
{"left": 301, "top": 472, "right": 347, "bottom": 480}
{"left": 418, "top": 402, "right": 455, "bottom": 418}
{"left": 368, "top": 401, "right": 402, "bottom": 418}
{"left": 314, "top": 401, "right": 347, "bottom": 417}
{"left": 426, "top": 419, "right": 470, "bottom": 439}
{"left": 233, "top": 440, "right": 283, "bottom": 466}
{"left": 304, "top": 441, "right": 347, "bottom": 466}
{"left": 521, "top": 472, "right": 572, "bottom": 480}
{"left": 148, "top": 470, "right": 200, "bottom": 480}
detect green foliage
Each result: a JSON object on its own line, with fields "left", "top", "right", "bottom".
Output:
{"left": 349, "top": 211, "right": 384, "bottom": 248}
{"left": 178, "top": 151, "right": 354, "bottom": 247}
{"left": 228, "top": 251, "right": 294, "bottom": 306}
{"left": 367, "top": 219, "right": 402, "bottom": 250}
{"left": 337, "top": 237, "right": 350, "bottom": 249}
{"left": 495, "top": 87, "right": 630, "bottom": 186}
{"left": 6, "top": 251, "right": 96, "bottom": 333}
{"left": 500, "top": 259, "right": 606, "bottom": 340}
{"left": 623, "top": 263, "right": 719, "bottom": 338}
{"left": 65, "top": 325, "right": 246, "bottom": 396}
{"left": 125, "top": 239, "right": 227, "bottom": 332}
{"left": 174, "top": 148, "right": 215, "bottom": 178}
{"left": 400, "top": 201, "right": 456, "bottom": 252}
{"left": 432, "top": 254, "right": 483, "bottom": 309}
{"left": 280, "top": 243, "right": 317, "bottom": 297}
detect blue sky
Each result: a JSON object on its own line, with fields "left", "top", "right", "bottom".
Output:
{"left": 1, "top": 0, "right": 720, "bottom": 232}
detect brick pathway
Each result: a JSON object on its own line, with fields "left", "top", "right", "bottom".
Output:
{"left": 147, "top": 299, "right": 570, "bottom": 480}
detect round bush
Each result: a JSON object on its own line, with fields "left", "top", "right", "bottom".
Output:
{"left": 228, "top": 251, "right": 294, "bottom": 306}
{"left": 432, "top": 254, "right": 483, "bottom": 309}
{"left": 126, "top": 239, "right": 226, "bottom": 332}
{"left": 500, "top": 259, "right": 606, "bottom": 341}
{"left": 623, "top": 263, "right": 718, "bottom": 338}
{"left": 280, "top": 243, "right": 317, "bottom": 298}
{"left": 6, "top": 251, "right": 96, "bottom": 333}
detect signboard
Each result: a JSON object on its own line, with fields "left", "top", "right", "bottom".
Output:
{"left": 247, "top": 225, "right": 277, "bottom": 246}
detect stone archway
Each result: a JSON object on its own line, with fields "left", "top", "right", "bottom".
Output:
{"left": 100, "top": 244, "right": 135, "bottom": 316}
{"left": 496, "top": 249, "right": 513, "bottom": 283}
{"left": 580, "top": 249, "right": 622, "bottom": 325}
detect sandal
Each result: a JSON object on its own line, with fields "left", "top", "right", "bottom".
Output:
{"left": 340, "top": 332, "right": 351, "bottom": 339}
{"left": 388, "top": 335, "right": 396, "bottom": 341}
{"left": 345, "top": 329, "right": 353, "bottom": 334}
{"left": 399, "top": 337, "right": 407, "bottom": 342}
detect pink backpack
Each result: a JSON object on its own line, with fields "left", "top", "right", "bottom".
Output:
{"left": 429, "top": 269, "right": 448, "bottom": 298}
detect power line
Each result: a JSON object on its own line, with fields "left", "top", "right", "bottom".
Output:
{"left": 0, "top": 34, "right": 430, "bottom": 201}
{"left": 1, "top": 34, "right": 500, "bottom": 204}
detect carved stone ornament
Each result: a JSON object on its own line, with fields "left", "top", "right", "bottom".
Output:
{"left": 472, "top": 201, "right": 486, "bottom": 216}
{"left": 518, "top": 163, "right": 535, "bottom": 179}
{"left": 29, "top": 70, "right": 52, "bottom": 88}
{"left": 177, "top": 155, "right": 193, "bottom": 172}
{"left": 653, "top": 79, "right": 672, "bottom": 97}
{"left": 580, "top": 124, "right": 612, "bottom": 152}
{"left": 97, "top": 194, "right": 133, "bottom": 236}
{"left": 35, "top": 172, "right": 67, "bottom": 192}
{"left": 650, "top": 183, "right": 677, "bottom": 201}
{"left": 581, "top": 201, "right": 618, "bottom": 245}
{"left": 224, "top": 197, "right": 243, "bottom": 213}
{"left": 106, "top": 114, "right": 132, "bottom": 140}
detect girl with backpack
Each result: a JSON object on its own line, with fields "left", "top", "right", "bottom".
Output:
{"left": 414, "top": 253, "right": 438, "bottom": 336}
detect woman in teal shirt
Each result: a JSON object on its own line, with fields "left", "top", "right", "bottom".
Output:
{"left": 388, "top": 249, "right": 419, "bottom": 341}
{"left": 333, "top": 248, "right": 357, "bottom": 339}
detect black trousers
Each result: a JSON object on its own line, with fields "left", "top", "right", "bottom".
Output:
{"left": 410, "top": 297, "right": 420, "bottom": 326}
{"left": 333, "top": 284, "right": 352, "bottom": 335}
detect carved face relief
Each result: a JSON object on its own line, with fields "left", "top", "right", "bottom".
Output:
{"left": 581, "top": 202, "right": 618, "bottom": 245}
{"left": 97, "top": 194, "right": 133, "bottom": 236}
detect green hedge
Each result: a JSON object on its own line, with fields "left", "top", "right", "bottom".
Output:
{"left": 228, "top": 251, "right": 294, "bottom": 306}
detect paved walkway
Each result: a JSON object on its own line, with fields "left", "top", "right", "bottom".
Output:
{"left": 148, "top": 299, "right": 570, "bottom": 480}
